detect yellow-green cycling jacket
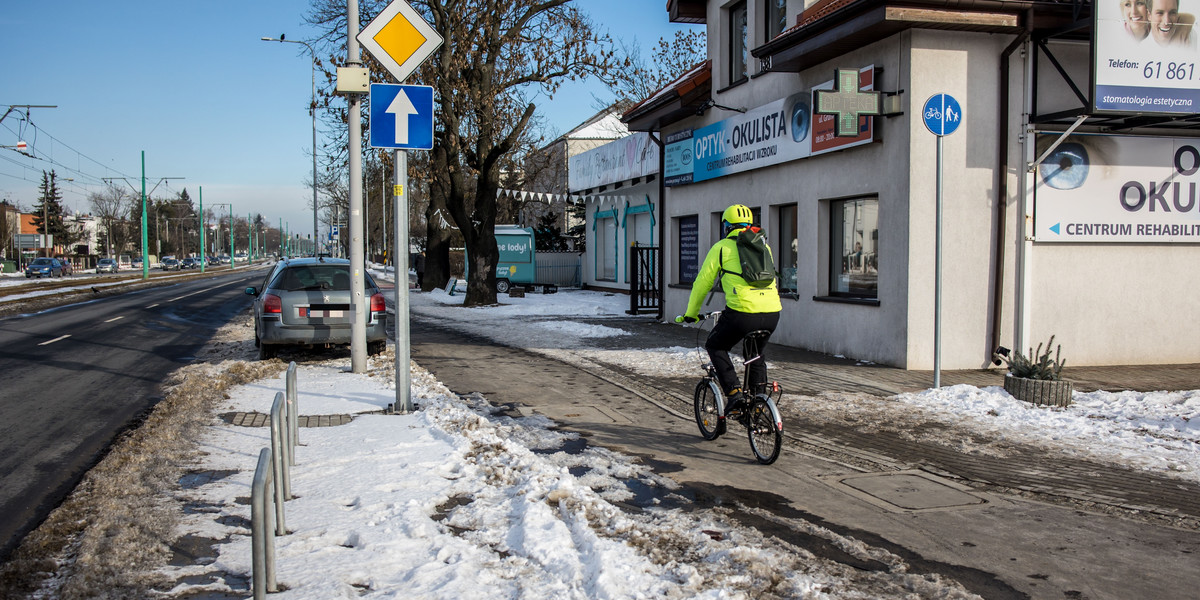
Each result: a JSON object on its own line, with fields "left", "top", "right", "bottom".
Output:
{"left": 684, "top": 226, "right": 783, "bottom": 318}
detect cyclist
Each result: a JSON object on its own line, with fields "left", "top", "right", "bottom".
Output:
{"left": 675, "top": 204, "right": 782, "bottom": 416}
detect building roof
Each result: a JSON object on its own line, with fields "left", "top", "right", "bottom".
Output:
{"left": 561, "top": 105, "right": 629, "bottom": 141}
{"left": 621, "top": 60, "right": 712, "bottom": 132}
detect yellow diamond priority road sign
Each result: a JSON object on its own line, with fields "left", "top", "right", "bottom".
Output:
{"left": 357, "top": 0, "right": 443, "bottom": 82}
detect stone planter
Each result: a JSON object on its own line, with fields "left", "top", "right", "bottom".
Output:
{"left": 1004, "top": 374, "right": 1074, "bottom": 407}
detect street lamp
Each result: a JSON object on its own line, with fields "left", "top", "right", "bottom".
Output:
{"left": 262, "top": 34, "right": 320, "bottom": 256}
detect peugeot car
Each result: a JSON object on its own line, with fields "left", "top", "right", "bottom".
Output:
{"left": 245, "top": 257, "right": 388, "bottom": 360}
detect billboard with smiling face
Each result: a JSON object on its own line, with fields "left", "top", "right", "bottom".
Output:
{"left": 1095, "top": 0, "right": 1200, "bottom": 113}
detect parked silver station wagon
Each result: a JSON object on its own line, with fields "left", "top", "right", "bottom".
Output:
{"left": 245, "top": 257, "right": 388, "bottom": 360}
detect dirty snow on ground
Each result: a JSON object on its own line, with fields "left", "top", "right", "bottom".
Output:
{"left": 172, "top": 354, "right": 975, "bottom": 598}
{"left": 154, "top": 281, "right": 1196, "bottom": 598}
{"left": 406, "top": 285, "right": 1200, "bottom": 483}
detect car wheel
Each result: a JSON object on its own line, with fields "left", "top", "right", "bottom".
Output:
{"left": 368, "top": 340, "right": 385, "bottom": 356}
{"left": 259, "top": 342, "right": 277, "bottom": 360}
{"left": 496, "top": 279, "right": 510, "bottom": 294}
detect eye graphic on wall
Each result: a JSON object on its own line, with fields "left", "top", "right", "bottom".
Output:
{"left": 789, "top": 96, "right": 810, "bottom": 143}
{"left": 1039, "top": 142, "right": 1090, "bottom": 190}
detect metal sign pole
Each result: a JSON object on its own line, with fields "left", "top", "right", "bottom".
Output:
{"left": 348, "top": 0, "right": 368, "bottom": 373}
{"left": 922, "top": 92, "right": 960, "bottom": 389}
{"left": 394, "top": 150, "right": 412, "bottom": 412}
{"left": 934, "top": 134, "right": 943, "bottom": 388}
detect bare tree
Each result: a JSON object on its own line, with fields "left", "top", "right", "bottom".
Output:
{"left": 610, "top": 29, "right": 707, "bottom": 107}
{"left": 306, "top": 0, "right": 617, "bottom": 304}
{"left": 88, "top": 184, "right": 133, "bottom": 257}
{"left": 415, "top": 1, "right": 617, "bottom": 305}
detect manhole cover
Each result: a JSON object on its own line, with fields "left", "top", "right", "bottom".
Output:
{"left": 829, "top": 470, "right": 987, "bottom": 512}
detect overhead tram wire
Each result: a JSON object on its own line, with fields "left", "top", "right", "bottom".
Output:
{"left": 0, "top": 116, "right": 137, "bottom": 187}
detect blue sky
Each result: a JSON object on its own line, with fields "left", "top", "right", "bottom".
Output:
{"left": 1, "top": 1, "right": 700, "bottom": 239}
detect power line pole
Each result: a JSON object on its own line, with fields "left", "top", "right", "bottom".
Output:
{"left": 103, "top": 152, "right": 182, "bottom": 280}
{"left": 346, "top": 0, "right": 368, "bottom": 373}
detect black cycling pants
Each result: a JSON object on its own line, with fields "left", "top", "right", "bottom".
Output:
{"left": 705, "top": 309, "right": 780, "bottom": 396}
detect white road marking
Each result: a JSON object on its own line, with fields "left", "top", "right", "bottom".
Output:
{"left": 39, "top": 335, "right": 71, "bottom": 346}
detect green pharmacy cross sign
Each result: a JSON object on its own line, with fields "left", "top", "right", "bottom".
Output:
{"left": 814, "top": 68, "right": 881, "bottom": 137}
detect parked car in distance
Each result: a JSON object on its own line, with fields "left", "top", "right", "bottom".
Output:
{"left": 245, "top": 257, "right": 388, "bottom": 360}
{"left": 161, "top": 257, "right": 180, "bottom": 271}
{"left": 57, "top": 259, "right": 73, "bottom": 276}
{"left": 132, "top": 257, "right": 143, "bottom": 269}
{"left": 96, "top": 258, "right": 118, "bottom": 273}
{"left": 25, "top": 257, "right": 64, "bottom": 278}
{"left": 180, "top": 257, "right": 198, "bottom": 269}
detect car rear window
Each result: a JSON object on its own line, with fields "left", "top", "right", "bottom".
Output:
{"left": 273, "top": 265, "right": 356, "bottom": 291}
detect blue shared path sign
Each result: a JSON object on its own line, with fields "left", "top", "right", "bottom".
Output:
{"left": 922, "top": 93, "right": 962, "bottom": 137}
{"left": 369, "top": 83, "right": 434, "bottom": 150}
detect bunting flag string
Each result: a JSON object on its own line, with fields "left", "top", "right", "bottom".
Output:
{"left": 494, "top": 188, "right": 625, "bottom": 206}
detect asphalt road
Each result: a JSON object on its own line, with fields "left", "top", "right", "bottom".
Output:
{"left": 0, "top": 268, "right": 266, "bottom": 561}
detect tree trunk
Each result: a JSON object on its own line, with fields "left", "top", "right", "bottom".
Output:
{"left": 423, "top": 224, "right": 452, "bottom": 292}
{"left": 462, "top": 225, "right": 498, "bottom": 305}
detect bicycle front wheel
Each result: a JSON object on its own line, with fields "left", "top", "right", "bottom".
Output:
{"left": 747, "top": 398, "right": 782, "bottom": 464}
{"left": 694, "top": 379, "right": 725, "bottom": 440}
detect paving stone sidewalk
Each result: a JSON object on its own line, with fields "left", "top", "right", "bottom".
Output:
{"left": 576, "top": 316, "right": 1200, "bottom": 528}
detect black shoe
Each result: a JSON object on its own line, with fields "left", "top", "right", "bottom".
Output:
{"left": 724, "top": 390, "right": 746, "bottom": 417}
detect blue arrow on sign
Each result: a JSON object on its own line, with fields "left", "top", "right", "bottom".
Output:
{"left": 369, "top": 83, "right": 434, "bottom": 150}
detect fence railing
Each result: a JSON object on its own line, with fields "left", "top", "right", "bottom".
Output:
{"left": 534, "top": 251, "right": 582, "bottom": 287}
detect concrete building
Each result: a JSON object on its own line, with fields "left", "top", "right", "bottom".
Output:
{"left": 617, "top": 0, "right": 1200, "bottom": 369}
{"left": 568, "top": 131, "right": 662, "bottom": 302}
{"left": 513, "top": 106, "right": 631, "bottom": 242}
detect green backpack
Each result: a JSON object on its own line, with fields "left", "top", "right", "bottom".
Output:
{"left": 722, "top": 227, "right": 776, "bottom": 288}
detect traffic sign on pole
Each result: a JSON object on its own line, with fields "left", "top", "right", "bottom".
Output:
{"left": 357, "top": 0, "right": 443, "bottom": 83}
{"left": 369, "top": 84, "right": 434, "bottom": 150}
{"left": 922, "top": 92, "right": 962, "bottom": 388}
{"left": 922, "top": 93, "right": 962, "bottom": 137}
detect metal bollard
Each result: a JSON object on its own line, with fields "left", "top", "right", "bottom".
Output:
{"left": 270, "top": 392, "right": 293, "bottom": 513}
{"left": 251, "top": 448, "right": 277, "bottom": 598}
{"left": 285, "top": 361, "right": 300, "bottom": 454}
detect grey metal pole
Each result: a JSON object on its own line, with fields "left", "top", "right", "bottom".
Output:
{"left": 348, "top": 0, "right": 367, "bottom": 372}
{"left": 382, "top": 170, "right": 387, "bottom": 267}
{"left": 199, "top": 187, "right": 205, "bottom": 273}
{"left": 365, "top": 172, "right": 370, "bottom": 262}
{"left": 311, "top": 56, "right": 319, "bottom": 255}
{"left": 394, "top": 150, "right": 412, "bottom": 412}
{"left": 934, "top": 134, "right": 943, "bottom": 388}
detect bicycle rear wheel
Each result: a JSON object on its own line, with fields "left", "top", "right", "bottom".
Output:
{"left": 694, "top": 379, "right": 725, "bottom": 440}
{"left": 747, "top": 398, "right": 782, "bottom": 464}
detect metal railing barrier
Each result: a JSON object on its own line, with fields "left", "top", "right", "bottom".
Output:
{"left": 270, "top": 392, "right": 293, "bottom": 510}
{"left": 285, "top": 361, "right": 300, "bottom": 454}
{"left": 251, "top": 447, "right": 277, "bottom": 598}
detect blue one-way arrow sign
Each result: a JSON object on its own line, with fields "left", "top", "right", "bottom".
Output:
{"left": 369, "top": 83, "right": 434, "bottom": 150}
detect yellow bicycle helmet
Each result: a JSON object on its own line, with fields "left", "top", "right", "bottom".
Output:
{"left": 722, "top": 204, "right": 753, "bottom": 235}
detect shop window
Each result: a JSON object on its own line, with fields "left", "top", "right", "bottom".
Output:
{"left": 829, "top": 197, "right": 878, "bottom": 298}
{"left": 728, "top": 2, "right": 748, "bottom": 84}
{"left": 776, "top": 204, "right": 797, "bottom": 295}
{"left": 765, "top": 0, "right": 787, "bottom": 41}
{"left": 677, "top": 215, "right": 699, "bottom": 283}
